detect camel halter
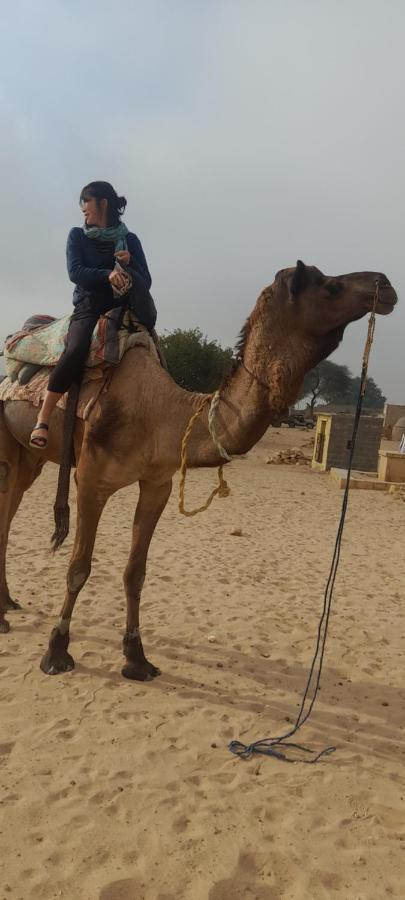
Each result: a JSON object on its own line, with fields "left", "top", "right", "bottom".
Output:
{"left": 239, "top": 358, "right": 271, "bottom": 391}
{"left": 178, "top": 352, "right": 277, "bottom": 517}
{"left": 178, "top": 392, "right": 231, "bottom": 517}
{"left": 178, "top": 342, "right": 299, "bottom": 516}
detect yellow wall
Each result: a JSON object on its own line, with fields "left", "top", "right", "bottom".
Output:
{"left": 312, "top": 416, "right": 332, "bottom": 471}
{"left": 378, "top": 451, "right": 405, "bottom": 483}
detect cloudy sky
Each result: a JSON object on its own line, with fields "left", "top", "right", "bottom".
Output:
{"left": 1, "top": 0, "right": 403, "bottom": 400}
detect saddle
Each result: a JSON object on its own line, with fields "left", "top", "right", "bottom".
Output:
{"left": 2, "top": 307, "right": 146, "bottom": 385}
{"left": 0, "top": 308, "right": 160, "bottom": 419}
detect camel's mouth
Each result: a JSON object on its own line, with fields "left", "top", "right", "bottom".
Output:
{"left": 375, "top": 285, "right": 397, "bottom": 316}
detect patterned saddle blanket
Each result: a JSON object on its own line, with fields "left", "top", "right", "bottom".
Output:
{"left": 0, "top": 309, "right": 159, "bottom": 420}
{"left": 2, "top": 307, "right": 146, "bottom": 385}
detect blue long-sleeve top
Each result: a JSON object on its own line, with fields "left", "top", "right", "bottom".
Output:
{"left": 66, "top": 227, "right": 152, "bottom": 305}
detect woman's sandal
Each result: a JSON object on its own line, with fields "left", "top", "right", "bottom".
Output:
{"left": 29, "top": 423, "right": 49, "bottom": 449}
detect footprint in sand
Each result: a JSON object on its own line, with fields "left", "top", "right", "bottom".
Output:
{"left": 209, "top": 851, "right": 279, "bottom": 899}
{"left": 99, "top": 878, "right": 143, "bottom": 900}
{"left": 0, "top": 741, "right": 15, "bottom": 757}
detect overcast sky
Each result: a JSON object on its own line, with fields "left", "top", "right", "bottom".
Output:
{"left": 1, "top": 0, "right": 403, "bottom": 400}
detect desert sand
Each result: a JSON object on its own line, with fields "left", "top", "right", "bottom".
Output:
{"left": 1, "top": 427, "right": 404, "bottom": 899}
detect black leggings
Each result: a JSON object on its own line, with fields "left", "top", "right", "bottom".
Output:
{"left": 48, "top": 285, "right": 124, "bottom": 395}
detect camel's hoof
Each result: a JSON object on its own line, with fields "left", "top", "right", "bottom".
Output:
{"left": 5, "top": 597, "right": 21, "bottom": 611}
{"left": 121, "top": 661, "right": 161, "bottom": 682}
{"left": 40, "top": 651, "right": 75, "bottom": 675}
{"left": 0, "top": 618, "right": 10, "bottom": 634}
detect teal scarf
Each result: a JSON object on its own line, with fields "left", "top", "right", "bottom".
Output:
{"left": 83, "top": 222, "right": 129, "bottom": 251}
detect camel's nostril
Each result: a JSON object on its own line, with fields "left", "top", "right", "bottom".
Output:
{"left": 377, "top": 275, "right": 391, "bottom": 288}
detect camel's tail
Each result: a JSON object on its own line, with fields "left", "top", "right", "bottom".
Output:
{"left": 51, "top": 382, "right": 80, "bottom": 551}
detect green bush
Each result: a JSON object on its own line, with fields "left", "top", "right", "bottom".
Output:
{"left": 159, "top": 328, "right": 233, "bottom": 393}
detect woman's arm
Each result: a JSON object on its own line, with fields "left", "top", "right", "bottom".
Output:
{"left": 125, "top": 232, "right": 156, "bottom": 330}
{"left": 126, "top": 233, "right": 152, "bottom": 290}
{"left": 66, "top": 228, "right": 112, "bottom": 288}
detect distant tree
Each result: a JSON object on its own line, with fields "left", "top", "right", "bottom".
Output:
{"left": 159, "top": 328, "right": 233, "bottom": 393}
{"left": 346, "top": 376, "right": 386, "bottom": 409}
{"left": 299, "top": 360, "right": 386, "bottom": 412}
{"left": 299, "top": 360, "right": 352, "bottom": 413}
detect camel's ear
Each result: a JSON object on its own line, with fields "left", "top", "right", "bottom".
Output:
{"left": 289, "top": 260, "right": 308, "bottom": 297}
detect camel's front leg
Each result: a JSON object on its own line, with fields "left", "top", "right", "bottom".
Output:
{"left": 122, "top": 479, "right": 172, "bottom": 681}
{"left": 4, "top": 452, "right": 44, "bottom": 611}
{"left": 0, "top": 414, "right": 21, "bottom": 633}
{"left": 40, "top": 477, "right": 111, "bottom": 675}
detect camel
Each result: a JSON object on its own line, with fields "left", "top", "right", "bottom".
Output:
{"left": 0, "top": 261, "right": 397, "bottom": 680}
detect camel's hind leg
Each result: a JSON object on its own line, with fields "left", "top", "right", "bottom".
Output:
{"left": 122, "top": 479, "right": 172, "bottom": 681}
{"left": 40, "top": 460, "right": 112, "bottom": 675}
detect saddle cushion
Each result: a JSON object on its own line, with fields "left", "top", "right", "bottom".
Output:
{"left": 3, "top": 308, "right": 144, "bottom": 383}
{"left": 0, "top": 324, "right": 157, "bottom": 420}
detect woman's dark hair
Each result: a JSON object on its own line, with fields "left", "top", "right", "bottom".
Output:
{"left": 79, "top": 181, "right": 127, "bottom": 226}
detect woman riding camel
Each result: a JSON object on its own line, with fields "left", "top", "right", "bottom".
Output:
{"left": 29, "top": 180, "right": 156, "bottom": 449}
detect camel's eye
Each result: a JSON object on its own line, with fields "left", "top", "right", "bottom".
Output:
{"left": 326, "top": 280, "right": 342, "bottom": 297}
{"left": 314, "top": 275, "right": 325, "bottom": 287}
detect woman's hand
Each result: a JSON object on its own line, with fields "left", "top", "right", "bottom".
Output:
{"left": 115, "top": 250, "right": 131, "bottom": 266}
{"left": 109, "top": 269, "right": 130, "bottom": 290}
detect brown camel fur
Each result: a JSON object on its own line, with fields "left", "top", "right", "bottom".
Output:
{"left": 0, "top": 261, "right": 397, "bottom": 680}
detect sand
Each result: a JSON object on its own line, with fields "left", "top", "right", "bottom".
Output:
{"left": 1, "top": 427, "right": 404, "bottom": 899}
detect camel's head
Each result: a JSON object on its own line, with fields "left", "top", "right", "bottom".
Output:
{"left": 273, "top": 261, "right": 397, "bottom": 352}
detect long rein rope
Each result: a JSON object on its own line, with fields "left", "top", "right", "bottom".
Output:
{"left": 228, "top": 283, "right": 380, "bottom": 762}
{"left": 178, "top": 286, "right": 379, "bottom": 762}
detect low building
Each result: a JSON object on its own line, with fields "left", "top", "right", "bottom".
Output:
{"left": 312, "top": 412, "right": 383, "bottom": 473}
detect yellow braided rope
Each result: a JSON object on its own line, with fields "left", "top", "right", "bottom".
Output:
{"left": 208, "top": 390, "right": 232, "bottom": 461}
{"left": 360, "top": 283, "right": 379, "bottom": 394}
{"left": 179, "top": 394, "right": 231, "bottom": 517}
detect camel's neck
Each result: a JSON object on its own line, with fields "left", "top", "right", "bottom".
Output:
{"left": 186, "top": 290, "right": 324, "bottom": 468}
